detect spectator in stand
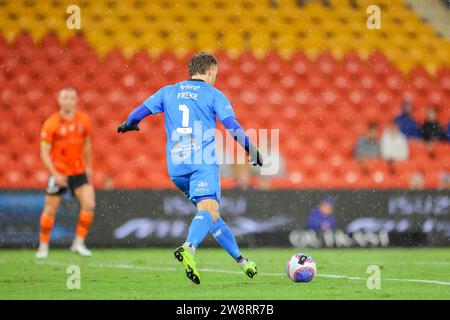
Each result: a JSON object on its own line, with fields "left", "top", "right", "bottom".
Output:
{"left": 409, "top": 172, "right": 425, "bottom": 190}
{"left": 446, "top": 121, "right": 450, "bottom": 141}
{"left": 354, "top": 123, "right": 380, "bottom": 161}
{"left": 306, "top": 197, "right": 336, "bottom": 232}
{"left": 218, "top": 143, "right": 252, "bottom": 190}
{"left": 440, "top": 173, "right": 450, "bottom": 190}
{"left": 103, "top": 176, "right": 114, "bottom": 190}
{"left": 380, "top": 121, "right": 409, "bottom": 162}
{"left": 394, "top": 95, "right": 421, "bottom": 139}
{"left": 421, "top": 107, "right": 447, "bottom": 142}
{"left": 253, "top": 135, "right": 287, "bottom": 190}
{"left": 232, "top": 164, "right": 252, "bottom": 190}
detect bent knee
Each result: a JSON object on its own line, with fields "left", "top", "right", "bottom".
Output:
{"left": 196, "top": 199, "right": 220, "bottom": 222}
{"left": 43, "top": 206, "right": 58, "bottom": 217}
{"left": 81, "top": 202, "right": 95, "bottom": 214}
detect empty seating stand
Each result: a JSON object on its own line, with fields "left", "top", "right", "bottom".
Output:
{"left": 0, "top": 0, "right": 448, "bottom": 189}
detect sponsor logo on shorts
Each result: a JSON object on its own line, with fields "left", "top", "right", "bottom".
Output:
{"left": 197, "top": 181, "right": 208, "bottom": 188}
{"left": 195, "top": 181, "right": 209, "bottom": 193}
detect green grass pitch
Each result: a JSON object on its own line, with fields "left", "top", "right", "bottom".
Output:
{"left": 0, "top": 248, "right": 449, "bottom": 300}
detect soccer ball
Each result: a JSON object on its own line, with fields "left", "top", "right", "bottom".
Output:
{"left": 286, "top": 253, "right": 317, "bottom": 283}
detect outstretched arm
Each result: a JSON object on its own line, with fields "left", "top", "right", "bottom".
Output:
{"left": 213, "top": 89, "right": 262, "bottom": 166}
{"left": 117, "top": 104, "right": 152, "bottom": 133}
{"left": 221, "top": 116, "right": 263, "bottom": 167}
{"left": 222, "top": 116, "right": 250, "bottom": 151}
{"left": 118, "top": 87, "right": 165, "bottom": 133}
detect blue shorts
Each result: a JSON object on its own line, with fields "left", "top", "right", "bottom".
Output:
{"left": 171, "top": 166, "right": 221, "bottom": 206}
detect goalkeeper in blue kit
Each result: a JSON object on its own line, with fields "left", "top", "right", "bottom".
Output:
{"left": 118, "top": 52, "right": 263, "bottom": 284}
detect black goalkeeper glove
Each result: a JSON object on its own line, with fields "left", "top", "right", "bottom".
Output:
{"left": 247, "top": 144, "right": 264, "bottom": 167}
{"left": 117, "top": 121, "right": 140, "bottom": 133}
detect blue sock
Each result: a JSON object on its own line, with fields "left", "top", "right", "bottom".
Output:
{"left": 185, "top": 210, "right": 213, "bottom": 249}
{"left": 210, "top": 217, "right": 242, "bottom": 261}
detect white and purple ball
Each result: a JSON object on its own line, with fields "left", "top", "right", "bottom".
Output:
{"left": 286, "top": 253, "right": 317, "bottom": 283}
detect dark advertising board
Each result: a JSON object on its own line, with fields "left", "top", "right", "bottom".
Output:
{"left": 0, "top": 189, "right": 449, "bottom": 247}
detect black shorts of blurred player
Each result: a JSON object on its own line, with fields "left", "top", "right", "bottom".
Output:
{"left": 46, "top": 173, "right": 89, "bottom": 196}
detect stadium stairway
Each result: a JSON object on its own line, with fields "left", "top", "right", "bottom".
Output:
{"left": 404, "top": 0, "right": 450, "bottom": 39}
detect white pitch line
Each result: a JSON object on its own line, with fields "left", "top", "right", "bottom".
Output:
{"left": 318, "top": 274, "right": 365, "bottom": 281}
{"left": 33, "top": 260, "right": 450, "bottom": 286}
{"left": 384, "top": 278, "right": 450, "bottom": 286}
{"left": 414, "top": 262, "right": 450, "bottom": 266}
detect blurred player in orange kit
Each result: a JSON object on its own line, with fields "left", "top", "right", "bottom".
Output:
{"left": 36, "top": 87, "right": 95, "bottom": 258}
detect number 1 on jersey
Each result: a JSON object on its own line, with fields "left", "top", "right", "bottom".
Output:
{"left": 177, "top": 104, "right": 192, "bottom": 134}
{"left": 179, "top": 104, "right": 189, "bottom": 127}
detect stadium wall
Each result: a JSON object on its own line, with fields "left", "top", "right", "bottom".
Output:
{"left": 0, "top": 190, "right": 449, "bottom": 248}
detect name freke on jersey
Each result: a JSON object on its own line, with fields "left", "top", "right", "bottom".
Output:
{"left": 177, "top": 91, "right": 199, "bottom": 100}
